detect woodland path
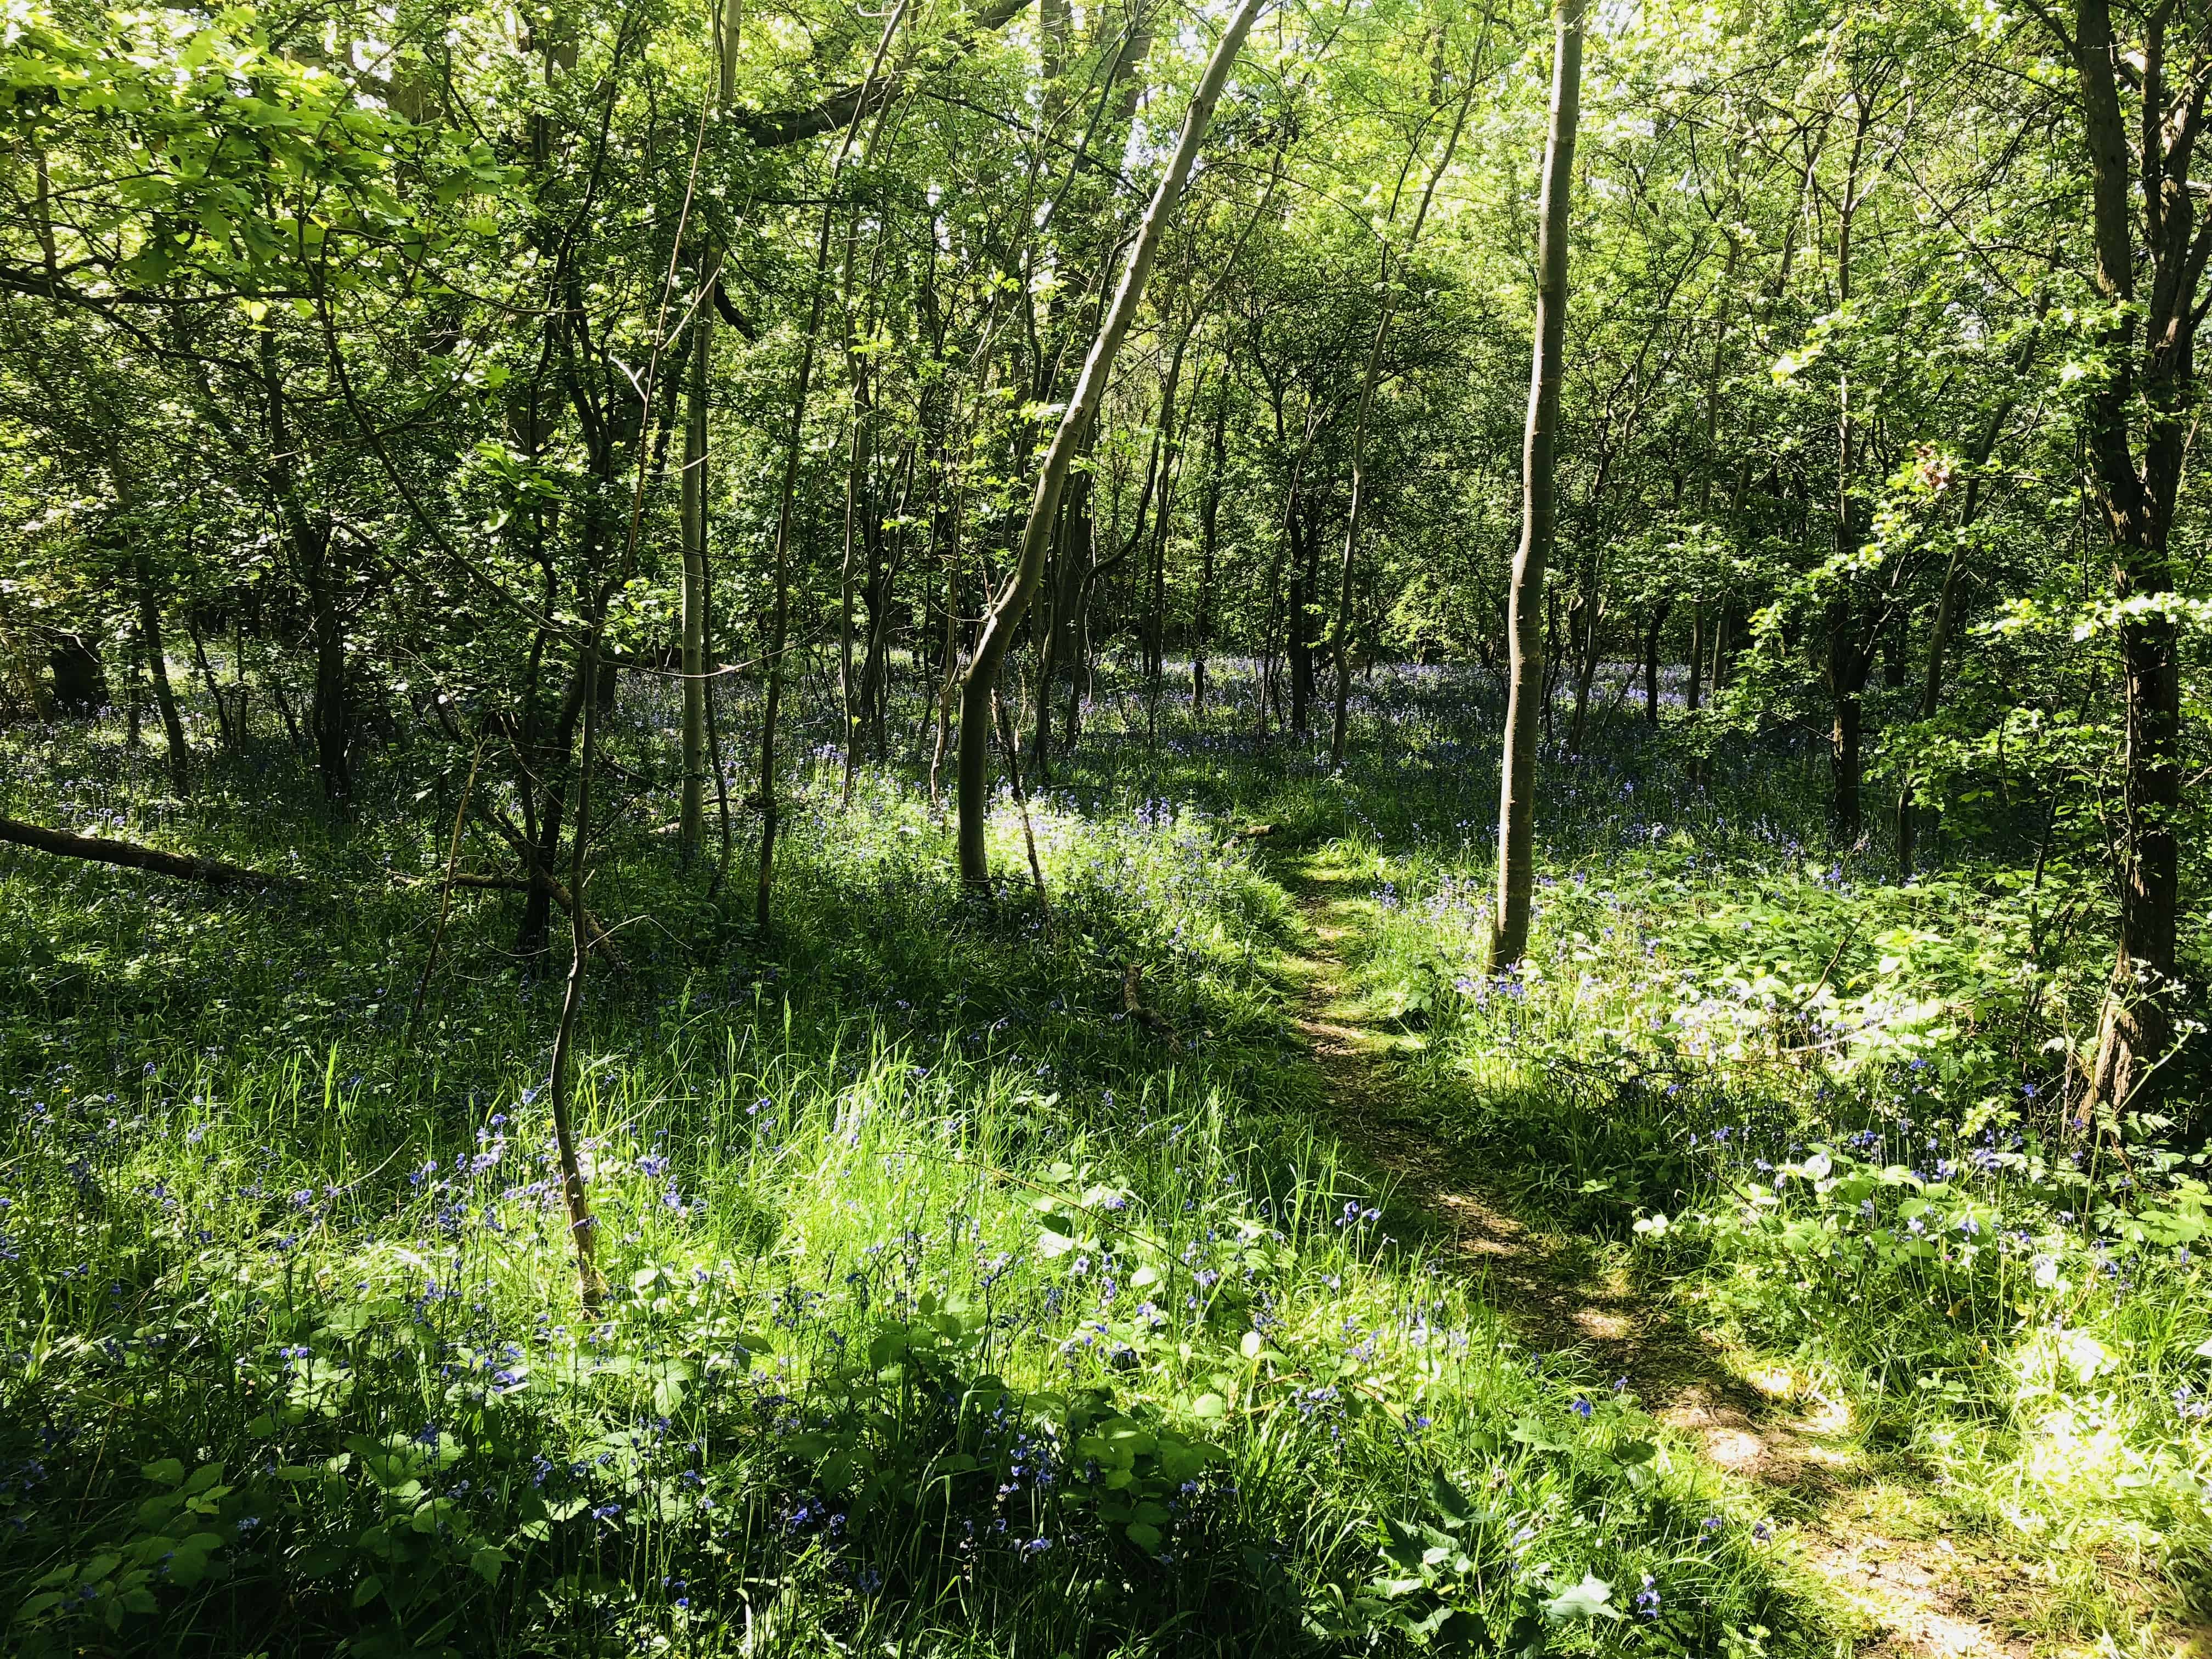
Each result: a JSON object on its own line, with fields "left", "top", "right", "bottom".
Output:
{"left": 1269, "top": 847, "right": 2076, "bottom": 1659}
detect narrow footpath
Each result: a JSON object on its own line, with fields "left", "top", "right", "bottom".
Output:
{"left": 1273, "top": 848, "right": 2086, "bottom": 1659}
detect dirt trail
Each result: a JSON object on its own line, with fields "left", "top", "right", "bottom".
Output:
{"left": 1277, "top": 854, "right": 2067, "bottom": 1659}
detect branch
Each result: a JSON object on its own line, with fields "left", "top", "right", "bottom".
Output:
{"left": 2016, "top": 0, "right": 2075, "bottom": 60}
{"left": 0, "top": 815, "right": 307, "bottom": 891}
{"left": 733, "top": 0, "right": 1034, "bottom": 148}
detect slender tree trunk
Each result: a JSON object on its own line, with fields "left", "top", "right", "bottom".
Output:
{"left": 1288, "top": 516, "right": 1312, "bottom": 736}
{"left": 1330, "top": 57, "right": 1482, "bottom": 766}
{"left": 1826, "top": 91, "right": 1877, "bottom": 844}
{"left": 1567, "top": 585, "right": 1601, "bottom": 754}
{"left": 1192, "top": 381, "right": 1226, "bottom": 713}
{"left": 308, "top": 556, "right": 352, "bottom": 803}
{"left": 1643, "top": 600, "right": 1669, "bottom": 726}
{"left": 1486, "top": 0, "right": 1583, "bottom": 976}
{"left": 133, "top": 556, "right": 189, "bottom": 797}
{"left": 1898, "top": 311, "right": 2040, "bottom": 873}
{"left": 679, "top": 296, "right": 711, "bottom": 861}
{"left": 759, "top": 1, "right": 908, "bottom": 926}
{"left": 1686, "top": 602, "right": 1703, "bottom": 713}
{"left": 956, "top": 0, "right": 1264, "bottom": 885}
{"left": 544, "top": 634, "right": 608, "bottom": 1311}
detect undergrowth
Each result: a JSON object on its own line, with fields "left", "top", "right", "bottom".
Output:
{"left": 1331, "top": 675, "right": 2211, "bottom": 1650}
{"left": 2, "top": 663, "right": 1819, "bottom": 1657}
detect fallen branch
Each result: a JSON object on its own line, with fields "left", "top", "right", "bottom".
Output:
{"left": 0, "top": 815, "right": 306, "bottom": 891}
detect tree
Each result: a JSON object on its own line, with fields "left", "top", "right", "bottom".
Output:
{"left": 1486, "top": 0, "right": 1585, "bottom": 975}
{"left": 2030, "top": 0, "right": 2205, "bottom": 1110}
{"left": 955, "top": 0, "right": 1268, "bottom": 890}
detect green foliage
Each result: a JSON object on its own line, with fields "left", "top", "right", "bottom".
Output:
{"left": 0, "top": 678, "right": 1834, "bottom": 1656}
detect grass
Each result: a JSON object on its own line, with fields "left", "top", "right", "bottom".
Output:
{"left": 0, "top": 653, "right": 2199, "bottom": 1655}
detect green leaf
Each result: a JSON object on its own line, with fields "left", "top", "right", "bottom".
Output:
{"left": 1125, "top": 1521, "right": 1163, "bottom": 1554}
{"left": 1430, "top": 1470, "right": 1473, "bottom": 1523}
{"left": 353, "top": 1574, "right": 383, "bottom": 1609}
{"left": 1543, "top": 1573, "right": 1620, "bottom": 1622}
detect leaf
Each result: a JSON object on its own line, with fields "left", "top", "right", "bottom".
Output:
{"left": 1432, "top": 1607, "right": 1490, "bottom": 1651}
{"left": 142, "top": 1458, "right": 185, "bottom": 1486}
{"left": 1125, "top": 1521, "right": 1163, "bottom": 1554}
{"left": 1380, "top": 1515, "right": 1425, "bottom": 1569}
{"left": 1190, "top": 1392, "right": 1228, "bottom": 1420}
{"left": 1430, "top": 1470, "right": 1473, "bottom": 1524}
{"left": 353, "top": 1574, "right": 383, "bottom": 1609}
{"left": 1240, "top": 1330, "right": 1265, "bottom": 1360}
{"left": 182, "top": 1463, "right": 226, "bottom": 1495}
{"left": 1543, "top": 1573, "right": 1620, "bottom": 1622}
{"left": 1508, "top": 1417, "right": 1569, "bottom": 1452}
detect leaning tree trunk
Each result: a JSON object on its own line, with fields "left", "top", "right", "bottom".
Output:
{"left": 956, "top": 0, "right": 1266, "bottom": 887}
{"left": 1486, "top": 0, "right": 1584, "bottom": 976}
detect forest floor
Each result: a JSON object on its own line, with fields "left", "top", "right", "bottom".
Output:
{"left": 1272, "top": 845, "right": 2164, "bottom": 1659}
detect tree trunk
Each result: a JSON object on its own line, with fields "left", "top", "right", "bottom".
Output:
{"left": 1643, "top": 600, "right": 1669, "bottom": 726}
{"left": 1898, "top": 309, "right": 2040, "bottom": 874}
{"left": 1686, "top": 601, "right": 1703, "bottom": 713}
{"left": 1567, "top": 586, "right": 1601, "bottom": 755}
{"left": 758, "top": 3, "right": 910, "bottom": 927}
{"left": 678, "top": 295, "right": 711, "bottom": 862}
{"left": 1487, "top": 0, "right": 1584, "bottom": 975}
{"left": 1288, "top": 515, "right": 1312, "bottom": 736}
{"left": 1192, "top": 382, "right": 1226, "bottom": 713}
{"left": 1330, "top": 62, "right": 1481, "bottom": 767}
{"left": 2068, "top": 0, "right": 2187, "bottom": 1109}
{"left": 308, "top": 556, "right": 352, "bottom": 803}
{"left": 1825, "top": 90, "right": 1876, "bottom": 846}
{"left": 956, "top": 0, "right": 1265, "bottom": 885}
{"left": 0, "top": 815, "right": 304, "bottom": 889}
{"left": 135, "top": 560, "right": 189, "bottom": 795}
